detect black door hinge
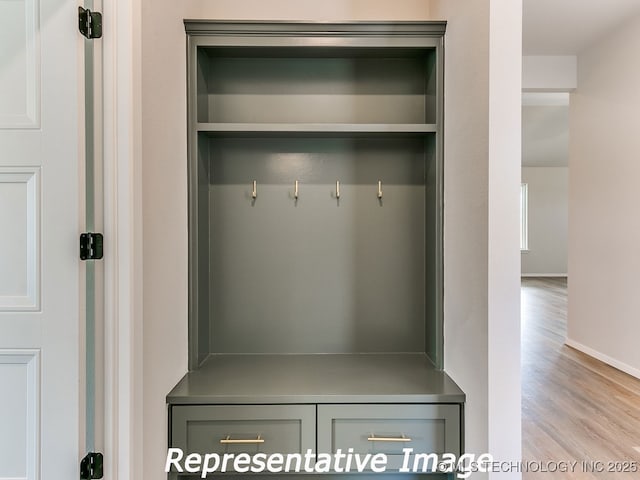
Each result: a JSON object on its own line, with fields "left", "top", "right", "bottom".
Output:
{"left": 78, "top": 7, "right": 102, "bottom": 39}
{"left": 80, "top": 233, "right": 104, "bottom": 260}
{"left": 80, "top": 452, "right": 103, "bottom": 480}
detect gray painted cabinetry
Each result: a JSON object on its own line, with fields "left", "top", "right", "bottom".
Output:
{"left": 168, "top": 21, "right": 464, "bottom": 479}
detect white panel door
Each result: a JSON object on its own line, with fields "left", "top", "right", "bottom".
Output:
{"left": 0, "top": 0, "right": 82, "bottom": 479}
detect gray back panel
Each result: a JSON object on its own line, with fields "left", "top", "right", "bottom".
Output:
{"left": 207, "top": 137, "right": 429, "bottom": 354}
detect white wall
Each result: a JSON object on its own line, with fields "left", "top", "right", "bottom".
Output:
{"left": 430, "top": 0, "right": 522, "bottom": 477}
{"left": 429, "top": 0, "right": 490, "bottom": 464}
{"left": 521, "top": 167, "right": 568, "bottom": 276}
{"left": 522, "top": 56, "right": 576, "bottom": 91}
{"left": 487, "top": 0, "right": 522, "bottom": 475}
{"left": 140, "top": 2, "right": 435, "bottom": 479}
{"left": 521, "top": 105, "right": 569, "bottom": 167}
{"left": 568, "top": 13, "right": 640, "bottom": 378}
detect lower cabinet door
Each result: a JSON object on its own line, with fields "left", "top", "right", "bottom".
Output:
{"left": 170, "top": 404, "right": 315, "bottom": 475}
{"left": 317, "top": 404, "right": 461, "bottom": 472}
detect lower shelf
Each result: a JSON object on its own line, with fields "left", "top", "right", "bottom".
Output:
{"left": 167, "top": 353, "right": 465, "bottom": 404}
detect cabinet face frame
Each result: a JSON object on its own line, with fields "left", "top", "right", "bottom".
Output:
{"left": 185, "top": 22, "right": 445, "bottom": 370}
{"left": 169, "top": 403, "right": 462, "bottom": 478}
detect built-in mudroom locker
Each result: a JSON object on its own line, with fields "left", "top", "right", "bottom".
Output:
{"left": 167, "top": 21, "right": 465, "bottom": 479}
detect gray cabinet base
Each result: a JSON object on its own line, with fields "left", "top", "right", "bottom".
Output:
{"left": 167, "top": 354, "right": 464, "bottom": 478}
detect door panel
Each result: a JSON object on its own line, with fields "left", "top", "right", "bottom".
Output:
{"left": 0, "top": 0, "right": 40, "bottom": 128}
{"left": 0, "top": 0, "right": 82, "bottom": 478}
{"left": 0, "top": 350, "right": 39, "bottom": 480}
{"left": 0, "top": 168, "right": 39, "bottom": 310}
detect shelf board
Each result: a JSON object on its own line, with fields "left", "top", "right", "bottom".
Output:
{"left": 196, "top": 123, "right": 437, "bottom": 136}
{"left": 167, "top": 353, "right": 465, "bottom": 405}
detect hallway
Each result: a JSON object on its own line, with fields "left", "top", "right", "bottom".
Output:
{"left": 522, "top": 277, "right": 640, "bottom": 478}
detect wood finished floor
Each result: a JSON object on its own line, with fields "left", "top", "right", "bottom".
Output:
{"left": 522, "top": 277, "right": 640, "bottom": 479}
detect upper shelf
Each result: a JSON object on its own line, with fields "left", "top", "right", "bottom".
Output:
{"left": 195, "top": 50, "right": 438, "bottom": 125}
{"left": 196, "top": 122, "right": 437, "bottom": 137}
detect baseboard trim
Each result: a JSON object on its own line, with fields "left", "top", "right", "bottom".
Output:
{"left": 565, "top": 338, "right": 640, "bottom": 380}
{"left": 521, "top": 273, "right": 567, "bottom": 278}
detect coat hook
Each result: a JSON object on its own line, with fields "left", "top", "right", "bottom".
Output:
{"left": 252, "top": 180, "right": 257, "bottom": 199}
{"left": 336, "top": 180, "right": 340, "bottom": 199}
{"left": 377, "top": 180, "right": 383, "bottom": 199}
{"left": 294, "top": 180, "right": 299, "bottom": 199}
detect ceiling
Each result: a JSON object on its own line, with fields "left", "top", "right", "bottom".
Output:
{"left": 523, "top": 0, "right": 640, "bottom": 54}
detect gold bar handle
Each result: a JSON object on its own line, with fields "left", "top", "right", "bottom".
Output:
{"left": 220, "top": 435, "right": 265, "bottom": 445}
{"left": 367, "top": 434, "right": 411, "bottom": 442}
{"left": 377, "top": 180, "right": 383, "bottom": 199}
{"left": 251, "top": 180, "right": 257, "bottom": 199}
{"left": 294, "top": 180, "right": 299, "bottom": 199}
